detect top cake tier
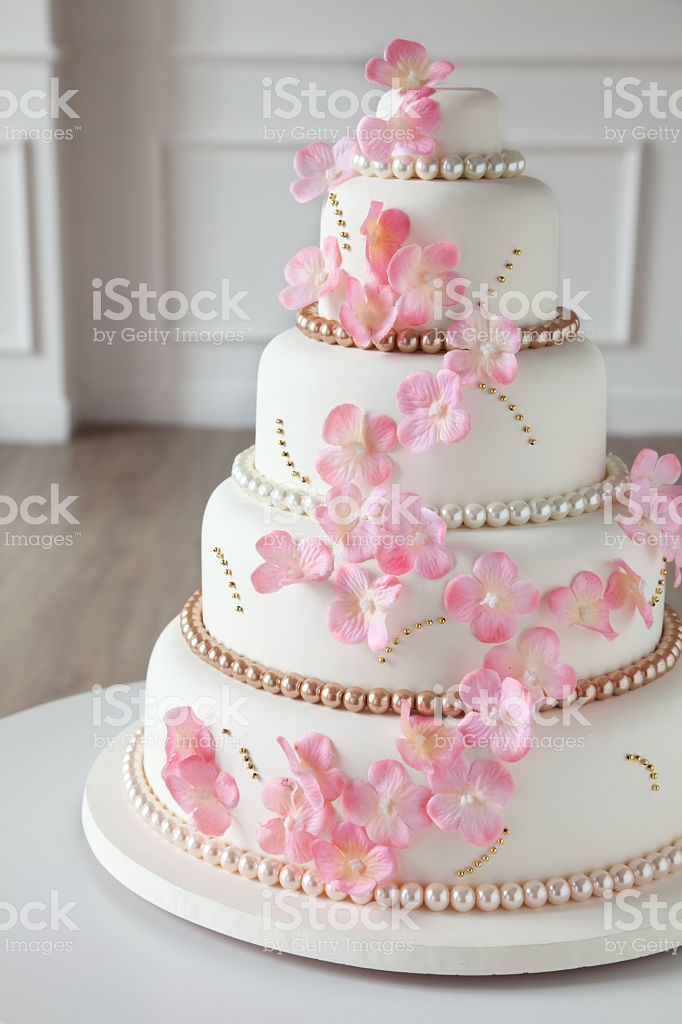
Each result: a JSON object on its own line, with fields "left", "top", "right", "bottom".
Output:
{"left": 377, "top": 86, "right": 504, "bottom": 155}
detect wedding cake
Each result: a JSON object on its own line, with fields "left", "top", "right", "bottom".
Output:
{"left": 129, "top": 39, "right": 682, "bottom": 919}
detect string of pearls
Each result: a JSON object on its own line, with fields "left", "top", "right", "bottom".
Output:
{"left": 124, "top": 728, "right": 682, "bottom": 913}
{"left": 352, "top": 150, "right": 526, "bottom": 181}
{"left": 181, "top": 591, "right": 682, "bottom": 715}
{"left": 231, "top": 446, "right": 629, "bottom": 529}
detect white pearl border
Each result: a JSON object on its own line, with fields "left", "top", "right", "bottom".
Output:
{"left": 352, "top": 150, "right": 526, "bottom": 181}
{"left": 232, "top": 446, "right": 629, "bottom": 529}
{"left": 124, "top": 728, "right": 682, "bottom": 913}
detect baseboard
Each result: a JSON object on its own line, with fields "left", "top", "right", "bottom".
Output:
{"left": 0, "top": 393, "right": 72, "bottom": 443}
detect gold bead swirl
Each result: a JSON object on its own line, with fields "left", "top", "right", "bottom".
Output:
{"left": 477, "top": 382, "right": 537, "bottom": 446}
{"left": 626, "top": 752, "right": 661, "bottom": 792}
{"left": 456, "top": 828, "right": 511, "bottom": 878}
{"left": 378, "top": 616, "right": 447, "bottom": 664}
{"left": 212, "top": 547, "right": 244, "bottom": 613}
{"left": 650, "top": 556, "right": 669, "bottom": 608}
{"left": 275, "top": 417, "right": 309, "bottom": 484}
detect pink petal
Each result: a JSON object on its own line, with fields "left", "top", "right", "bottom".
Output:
{"left": 322, "top": 236, "right": 342, "bottom": 274}
{"left": 472, "top": 606, "right": 518, "bottom": 644}
{"left": 384, "top": 38, "right": 429, "bottom": 69}
{"left": 295, "top": 537, "right": 334, "bottom": 581}
{"left": 296, "top": 732, "right": 335, "bottom": 771}
{"left": 250, "top": 562, "right": 289, "bottom": 594}
{"left": 397, "top": 410, "right": 442, "bottom": 454}
{"left": 489, "top": 722, "right": 533, "bottom": 763}
{"left": 261, "top": 776, "right": 297, "bottom": 816}
{"left": 331, "top": 562, "right": 370, "bottom": 599}
{"left": 518, "top": 625, "right": 561, "bottom": 667}
{"left": 366, "top": 611, "right": 390, "bottom": 652}
{"left": 396, "top": 370, "right": 440, "bottom": 415}
{"left": 459, "top": 668, "right": 502, "bottom": 709}
{"left": 444, "top": 574, "right": 483, "bottom": 621}
{"left": 423, "top": 241, "right": 459, "bottom": 273}
{"left": 474, "top": 551, "right": 518, "bottom": 590}
{"left": 375, "top": 542, "right": 415, "bottom": 576}
{"left": 363, "top": 411, "right": 398, "bottom": 454}
{"left": 572, "top": 570, "right": 606, "bottom": 605}
{"left": 653, "top": 453, "right": 682, "bottom": 486}
{"left": 387, "top": 244, "right": 423, "bottom": 294}
{"left": 293, "top": 141, "right": 334, "bottom": 179}
{"left": 471, "top": 758, "right": 515, "bottom": 806}
{"left": 547, "top": 586, "right": 577, "bottom": 627}
{"left": 371, "top": 573, "right": 403, "bottom": 610}
{"left": 458, "top": 804, "right": 504, "bottom": 847}
{"left": 326, "top": 599, "right": 367, "bottom": 646}
{"left": 426, "top": 793, "right": 462, "bottom": 832}
{"left": 425, "top": 59, "right": 456, "bottom": 84}
{"left": 398, "top": 784, "right": 432, "bottom": 832}
{"left": 435, "top": 406, "right": 471, "bottom": 446}
{"left": 315, "top": 446, "right": 358, "bottom": 487}
{"left": 368, "top": 758, "right": 406, "bottom": 794}
{"left": 191, "top": 800, "right": 231, "bottom": 836}
{"left": 483, "top": 643, "right": 521, "bottom": 680}
{"left": 413, "top": 541, "right": 453, "bottom": 580}
{"left": 257, "top": 818, "right": 286, "bottom": 856}
{"left": 488, "top": 352, "right": 519, "bottom": 385}
{"left": 510, "top": 580, "right": 540, "bottom": 615}
{"left": 290, "top": 176, "right": 327, "bottom": 203}
{"left": 322, "top": 403, "right": 364, "bottom": 446}
{"left": 213, "top": 771, "right": 239, "bottom": 809}
{"left": 279, "top": 282, "right": 317, "bottom": 310}
{"left": 354, "top": 452, "right": 394, "bottom": 486}
{"left": 396, "top": 287, "right": 434, "bottom": 327}
{"left": 363, "top": 844, "right": 398, "bottom": 884}
{"left": 356, "top": 116, "right": 394, "bottom": 162}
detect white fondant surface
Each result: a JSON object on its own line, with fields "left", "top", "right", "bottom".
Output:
{"left": 254, "top": 329, "right": 607, "bottom": 508}
{"left": 144, "top": 618, "right": 682, "bottom": 887}
{"left": 318, "top": 174, "right": 559, "bottom": 328}
{"left": 201, "top": 478, "right": 664, "bottom": 690}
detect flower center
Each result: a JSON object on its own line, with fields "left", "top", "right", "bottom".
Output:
{"left": 283, "top": 815, "right": 295, "bottom": 830}
{"left": 359, "top": 596, "right": 376, "bottom": 615}
{"left": 460, "top": 793, "right": 475, "bottom": 806}
{"left": 196, "top": 787, "right": 213, "bottom": 801}
{"left": 353, "top": 441, "right": 366, "bottom": 454}
{"left": 429, "top": 399, "right": 445, "bottom": 418}
{"left": 314, "top": 270, "right": 329, "bottom": 286}
{"left": 481, "top": 592, "right": 500, "bottom": 608}
{"left": 523, "top": 670, "right": 537, "bottom": 685}
{"left": 422, "top": 271, "right": 435, "bottom": 286}
{"left": 578, "top": 604, "right": 594, "bottom": 625}
{"left": 413, "top": 528, "right": 427, "bottom": 546}
{"left": 480, "top": 342, "right": 494, "bottom": 358}
{"left": 348, "top": 858, "right": 365, "bottom": 875}
{"left": 324, "top": 166, "right": 341, "bottom": 183}
{"left": 379, "top": 794, "right": 396, "bottom": 816}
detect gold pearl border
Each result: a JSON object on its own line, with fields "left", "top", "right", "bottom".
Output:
{"left": 180, "top": 590, "right": 682, "bottom": 717}
{"left": 295, "top": 303, "right": 582, "bottom": 353}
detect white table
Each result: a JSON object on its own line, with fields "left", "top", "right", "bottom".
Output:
{"left": 1, "top": 685, "right": 680, "bottom": 1023}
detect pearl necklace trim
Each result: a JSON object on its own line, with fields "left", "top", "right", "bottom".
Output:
{"left": 352, "top": 150, "right": 526, "bottom": 181}
{"left": 180, "top": 590, "right": 682, "bottom": 716}
{"left": 124, "top": 728, "right": 682, "bottom": 913}
{"left": 295, "top": 303, "right": 581, "bottom": 353}
{"left": 232, "top": 445, "right": 629, "bottom": 529}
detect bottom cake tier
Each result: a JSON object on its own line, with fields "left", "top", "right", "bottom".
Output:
{"left": 138, "top": 610, "right": 682, "bottom": 912}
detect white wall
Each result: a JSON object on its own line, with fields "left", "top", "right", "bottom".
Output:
{"left": 2, "top": 0, "right": 681, "bottom": 440}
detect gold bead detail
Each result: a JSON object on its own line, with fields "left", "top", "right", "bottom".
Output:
{"left": 497, "top": 276, "right": 505, "bottom": 283}
{"left": 513, "top": 248, "right": 522, "bottom": 255}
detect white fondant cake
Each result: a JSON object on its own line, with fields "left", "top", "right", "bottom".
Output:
{"left": 138, "top": 39, "right": 682, "bottom": 920}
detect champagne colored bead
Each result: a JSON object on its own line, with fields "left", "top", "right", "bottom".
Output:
{"left": 367, "top": 688, "right": 391, "bottom": 714}
{"left": 397, "top": 329, "right": 421, "bottom": 354}
{"left": 424, "top": 882, "right": 450, "bottom": 911}
{"left": 451, "top": 884, "right": 476, "bottom": 912}
{"left": 320, "top": 682, "right": 344, "bottom": 708}
{"left": 416, "top": 690, "right": 435, "bottom": 716}
{"left": 499, "top": 881, "right": 524, "bottom": 911}
{"left": 476, "top": 883, "right": 501, "bottom": 911}
{"left": 244, "top": 664, "right": 263, "bottom": 688}
{"left": 421, "top": 330, "right": 442, "bottom": 354}
{"left": 391, "top": 689, "right": 414, "bottom": 715}
{"left": 230, "top": 658, "right": 248, "bottom": 682}
{"left": 546, "top": 877, "right": 571, "bottom": 905}
{"left": 300, "top": 678, "right": 321, "bottom": 703}
{"left": 375, "top": 331, "right": 396, "bottom": 352}
{"left": 261, "top": 671, "right": 281, "bottom": 694}
{"left": 280, "top": 673, "right": 302, "bottom": 699}
{"left": 318, "top": 320, "right": 334, "bottom": 341}
{"left": 343, "top": 687, "right": 367, "bottom": 713}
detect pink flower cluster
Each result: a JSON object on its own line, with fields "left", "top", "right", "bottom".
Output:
{"left": 619, "top": 448, "right": 682, "bottom": 586}
{"left": 161, "top": 707, "right": 239, "bottom": 836}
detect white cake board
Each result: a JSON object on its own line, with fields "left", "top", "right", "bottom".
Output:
{"left": 83, "top": 723, "right": 682, "bottom": 976}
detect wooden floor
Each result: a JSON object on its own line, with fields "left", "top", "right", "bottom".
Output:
{"left": 0, "top": 428, "right": 680, "bottom": 717}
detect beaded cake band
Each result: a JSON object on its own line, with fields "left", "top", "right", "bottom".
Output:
{"left": 295, "top": 304, "right": 582, "bottom": 354}
{"left": 180, "top": 591, "right": 682, "bottom": 717}
{"left": 232, "top": 445, "right": 629, "bottom": 529}
{"left": 124, "top": 729, "right": 682, "bottom": 914}
{"left": 352, "top": 149, "right": 526, "bottom": 181}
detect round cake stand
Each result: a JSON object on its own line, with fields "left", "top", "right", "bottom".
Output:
{"left": 83, "top": 724, "right": 682, "bottom": 977}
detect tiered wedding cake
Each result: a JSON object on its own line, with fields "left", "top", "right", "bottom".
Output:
{"left": 133, "top": 39, "right": 682, "bottom": 916}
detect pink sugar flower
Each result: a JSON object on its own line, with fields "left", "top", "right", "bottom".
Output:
{"left": 311, "top": 821, "right": 397, "bottom": 896}
{"left": 395, "top": 699, "right": 462, "bottom": 776}
{"left": 396, "top": 368, "right": 471, "bottom": 453}
{"left": 444, "top": 308, "right": 522, "bottom": 386}
{"left": 315, "top": 403, "right": 397, "bottom": 487}
{"left": 375, "top": 491, "right": 453, "bottom": 580}
{"left": 631, "top": 448, "right": 681, "bottom": 489}
{"left": 388, "top": 242, "right": 464, "bottom": 327}
{"left": 326, "top": 563, "right": 401, "bottom": 651}
{"left": 251, "top": 530, "right": 333, "bottom": 594}
{"left": 341, "top": 759, "right": 431, "bottom": 849}
{"left": 315, "top": 482, "right": 385, "bottom": 564}
{"left": 161, "top": 756, "right": 239, "bottom": 836}
{"left": 360, "top": 201, "right": 410, "bottom": 284}
{"left": 458, "top": 669, "right": 534, "bottom": 763}
{"left": 289, "top": 138, "right": 358, "bottom": 203}
{"left": 426, "top": 756, "right": 515, "bottom": 847}
{"left": 277, "top": 733, "right": 344, "bottom": 810}
{"left": 257, "top": 776, "right": 334, "bottom": 863}
{"left": 547, "top": 571, "right": 618, "bottom": 641}
{"left": 604, "top": 557, "right": 654, "bottom": 629}
{"left": 163, "top": 706, "right": 214, "bottom": 764}
{"left": 483, "top": 626, "right": 577, "bottom": 703}
{"left": 339, "top": 276, "right": 398, "bottom": 349}
{"left": 357, "top": 90, "right": 440, "bottom": 163}
{"left": 365, "top": 38, "right": 455, "bottom": 92}
{"left": 444, "top": 552, "right": 539, "bottom": 644}
{"left": 279, "top": 237, "right": 342, "bottom": 310}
